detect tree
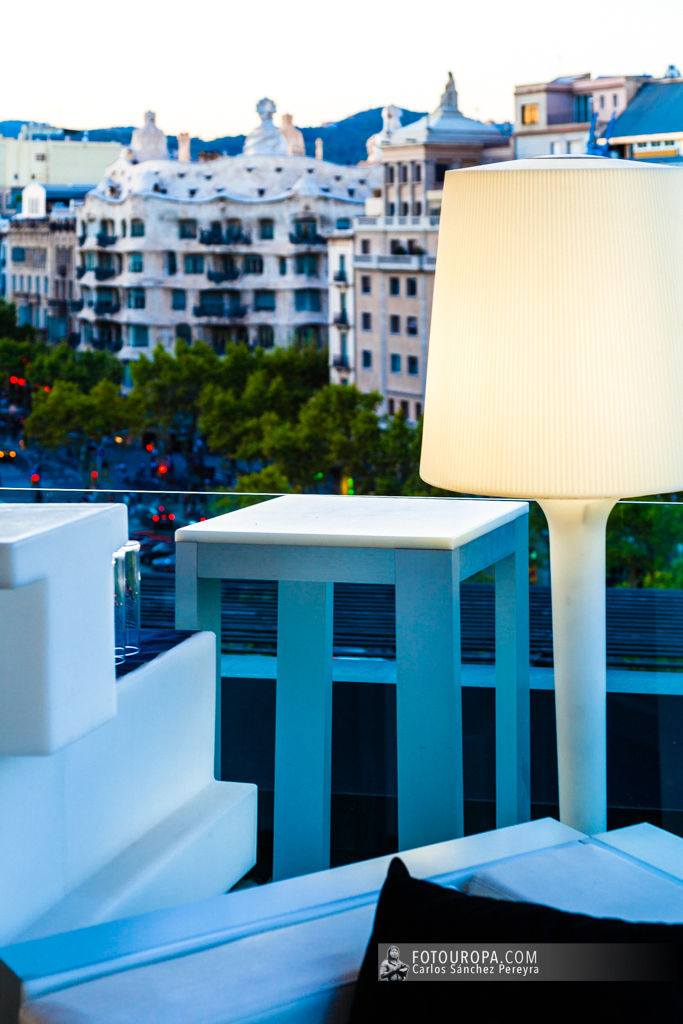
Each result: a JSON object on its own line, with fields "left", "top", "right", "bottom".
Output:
{"left": 27, "top": 342, "right": 123, "bottom": 393}
{"left": 128, "top": 340, "right": 220, "bottom": 456}
{"left": 0, "top": 300, "right": 38, "bottom": 342}
{"left": 24, "top": 379, "right": 133, "bottom": 454}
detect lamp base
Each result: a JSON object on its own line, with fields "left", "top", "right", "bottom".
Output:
{"left": 538, "top": 498, "right": 616, "bottom": 835}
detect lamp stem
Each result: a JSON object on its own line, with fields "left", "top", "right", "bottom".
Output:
{"left": 538, "top": 497, "right": 616, "bottom": 835}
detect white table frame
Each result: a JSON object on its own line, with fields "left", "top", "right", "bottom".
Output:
{"left": 175, "top": 499, "right": 529, "bottom": 880}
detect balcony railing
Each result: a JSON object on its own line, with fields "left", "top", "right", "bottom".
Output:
{"left": 333, "top": 271, "right": 347, "bottom": 283}
{"left": 193, "top": 304, "right": 247, "bottom": 319}
{"left": 289, "top": 232, "right": 326, "bottom": 246}
{"left": 93, "top": 301, "right": 120, "bottom": 316}
{"left": 95, "top": 233, "right": 118, "bottom": 248}
{"left": 94, "top": 267, "right": 117, "bottom": 281}
{"left": 70, "top": 299, "right": 84, "bottom": 312}
{"left": 199, "top": 229, "right": 252, "bottom": 246}
{"left": 332, "top": 354, "right": 350, "bottom": 368}
{"left": 207, "top": 268, "right": 240, "bottom": 283}
{"left": 333, "top": 312, "right": 349, "bottom": 326}
{"left": 76, "top": 267, "right": 87, "bottom": 279}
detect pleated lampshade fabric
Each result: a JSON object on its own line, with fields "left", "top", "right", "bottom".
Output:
{"left": 420, "top": 157, "right": 683, "bottom": 499}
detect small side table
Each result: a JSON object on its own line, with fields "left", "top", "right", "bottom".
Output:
{"left": 176, "top": 495, "right": 529, "bottom": 880}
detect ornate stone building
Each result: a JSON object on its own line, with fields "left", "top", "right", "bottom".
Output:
{"left": 75, "top": 106, "right": 380, "bottom": 366}
{"left": 328, "top": 75, "right": 512, "bottom": 418}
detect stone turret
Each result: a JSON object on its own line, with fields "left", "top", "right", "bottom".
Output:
{"left": 281, "top": 113, "right": 305, "bottom": 156}
{"left": 129, "top": 111, "right": 169, "bottom": 163}
{"left": 243, "top": 98, "right": 287, "bottom": 156}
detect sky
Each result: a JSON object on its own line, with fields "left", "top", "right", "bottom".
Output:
{"left": 5, "top": 0, "right": 681, "bottom": 139}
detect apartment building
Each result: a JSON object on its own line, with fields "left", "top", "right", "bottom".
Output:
{"left": 75, "top": 107, "right": 380, "bottom": 367}
{"left": 329, "top": 74, "right": 511, "bottom": 418}
{"left": 0, "top": 127, "right": 120, "bottom": 214}
{"left": 5, "top": 183, "right": 79, "bottom": 341}
{"left": 513, "top": 72, "right": 656, "bottom": 157}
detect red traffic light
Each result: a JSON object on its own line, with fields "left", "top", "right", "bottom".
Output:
{"left": 9, "top": 376, "right": 17, "bottom": 384}
{"left": 30, "top": 473, "right": 40, "bottom": 485}
{"left": 145, "top": 443, "right": 154, "bottom": 452}
{"left": 158, "top": 464, "right": 168, "bottom": 475}
{"left": 91, "top": 470, "right": 98, "bottom": 481}
{"left": 43, "top": 385, "right": 51, "bottom": 392}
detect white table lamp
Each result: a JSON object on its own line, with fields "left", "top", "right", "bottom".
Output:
{"left": 420, "top": 156, "right": 683, "bottom": 834}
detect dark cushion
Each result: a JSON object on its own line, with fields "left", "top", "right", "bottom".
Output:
{"left": 349, "top": 857, "right": 683, "bottom": 1022}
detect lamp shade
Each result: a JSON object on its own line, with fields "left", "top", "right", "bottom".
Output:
{"left": 420, "top": 157, "right": 683, "bottom": 499}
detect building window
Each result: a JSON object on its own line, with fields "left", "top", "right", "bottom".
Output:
{"left": 386, "top": 166, "right": 395, "bottom": 184}
{"left": 387, "top": 202, "right": 396, "bottom": 216}
{"left": 336, "top": 217, "right": 351, "bottom": 229}
{"left": 11, "top": 247, "right": 25, "bottom": 262}
{"left": 184, "top": 254, "right": 204, "bottom": 274}
{"left": 127, "top": 288, "right": 146, "bottom": 309}
{"left": 172, "top": 289, "right": 186, "bottom": 310}
{"left": 121, "top": 220, "right": 127, "bottom": 237}
{"left": 573, "top": 95, "right": 591, "bottom": 122}
{"left": 254, "top": 289, "right": 276, "bottom": 311}
{"left": 613, "top": 94, "right": 618, "bottom": 107}
{"left": 413, "top": 163, "right": 422, "bottom": 182}
{"left": 521, "top": 103, "right": 539, "bottom": 125}
{"left": 389, "top": 315, "right": 400, "bottom": 334}
{"left": 244, "top": 254, "right": 264, "bottom": 274}
{"left": 406, "top": 316, "right": 418, "bottom": 336}
{"left": 177, "top": 324, "right": 191, "bottom": 342}
{"left": 294, "top": 289, "right": 321, "bottom": 312}
{"left": 399, "top": 164, "right": 408, "bottom": 183}
{"left": 360, "top": 239, "right": 371, "bottom": 255}
{"left": 388, "top": 398, "right": 395, "bottom": 414}
{"left": 131, "top": 325, "right": 149, "bottom": 347}
{"left": 415, "top": 401, "right": 422, "bottom": 418}
{"left": 128, "top": 252, "right": 144, "bottom": 272}
{"left": 361, "top": 312, "right": 372, "bottom": 330}
{"left": 400, "top": 202, "right": 409, "bottom": 216}
{"left": 166, "top": 252, "right": 177, "bottom": 275}
{"left": 390, "top": 353, "right": 401, "bottom": 372}
{"left": 131, "top": 219, "right": 145, "bottom": 237}
{"left": 389, "top": 277, "right": 400, "bottom": 296}
{"left": 259, "top": 219, "right": 274, "bottom": 240}
{"left": 406, "top": 277, "right": 417, "bottom": 297}
{"left": 413, "top": 201, "right": 422, "bottom": 216}
{"left": 361, "top": 275, "right": 371, "bottom": 294}
{"left": 407, "top": 355, "right": 419, "bottom": 375}
{"left": 179, "top": 219, "right": 197, "bottom": 239}
{"left": 279, "top": 257, "right": 287, "bottom": 275}
{"left": 296, "top": 253, "right": 318, "bottom": 276}
{"left": 257, "top": 325, "right": 274, "bottom": 348}
{"left": 361, "top": 349, "right": 372, "bottom": 369}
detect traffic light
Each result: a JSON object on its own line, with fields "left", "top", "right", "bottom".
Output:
{"left": 30, "top": 473, "right": 40, "bottom": 485}
{"left": 341, "top": 475, "right": 355, "bottom": 496}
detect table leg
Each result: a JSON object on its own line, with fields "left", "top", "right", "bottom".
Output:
{"left": 395, "top": 549, "right": 464, "bottom": 850}
{"left": 495, "top": 514, "right": 530, "bottom": 827}
{"left": 175, "top": 543, "right": 222, "bottom": 777}
{"left": 273, "top": 580, "right": 333, "bottom": 880}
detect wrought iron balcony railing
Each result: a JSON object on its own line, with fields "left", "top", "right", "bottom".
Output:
{"left": 207, "top": 268, "right": 240, "bottom": 284}
{"left": 95, "top": 233, "right": 118, "bottom": 247}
